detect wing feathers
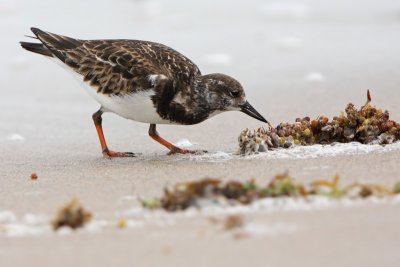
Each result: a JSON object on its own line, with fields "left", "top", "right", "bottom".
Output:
{"left": 22, "top": 27, "right": 201, "bottom": 96}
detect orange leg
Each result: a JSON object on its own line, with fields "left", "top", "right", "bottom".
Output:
{"left": 92, "top": 109, "right": 136, "bottom": 158}
{"left": 148, "top": 124, "right": 200, "bottom": 155}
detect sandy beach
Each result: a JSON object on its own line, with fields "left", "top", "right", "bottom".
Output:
{"left": 1, "top": 0, "right": 400, "bottom": 266}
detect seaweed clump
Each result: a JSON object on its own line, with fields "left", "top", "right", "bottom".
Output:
{"left": 238, "top": 90, "right": 400, "bottom": 155}
{"left": 142, "top": 174, "right": 400, "bottom": 212}
{"left": 145, "top": 175, "right": 304, "bottom": 212}
{"left": 52, "top": 198, "right": 92, "bottom": 230}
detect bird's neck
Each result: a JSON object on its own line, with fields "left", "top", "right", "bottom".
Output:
{"left": 191, "top": 77, "right": 219, "bottom": 110}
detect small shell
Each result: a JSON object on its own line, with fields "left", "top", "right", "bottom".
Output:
{"left": 303, "top": 128, "right": 311, "bottom": 137}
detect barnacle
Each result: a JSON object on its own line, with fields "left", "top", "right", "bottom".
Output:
{"left": 237, "top": 90, "right": 400, "bottom": 155}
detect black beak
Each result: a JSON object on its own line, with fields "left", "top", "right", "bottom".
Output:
{"left": 240, "top": 101, "right": 268, "bottom": 123}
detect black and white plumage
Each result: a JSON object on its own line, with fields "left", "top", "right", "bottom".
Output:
{"left": 21, "top": 27, "right": 268, "bottom": 157}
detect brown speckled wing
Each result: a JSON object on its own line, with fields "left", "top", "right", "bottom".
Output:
{"left": 31, "top": 28, "right": 201, "bottom": 95}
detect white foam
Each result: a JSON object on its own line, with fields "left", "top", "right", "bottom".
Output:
{"left": 253, "top": 142, "right": 400, "bottom": 160}
{"left": 204, "top": 53, "right": 233, "bottom": 65}
{"left": 22, "top": 213, "right": 49, "bottom": 225}
{"left": 305, "top": 72, "right": 326, "bottom": 83}
{"left": 186, "top": 142, "right": 400, "bottom": 162}
{"left": 392, "top": 195, "right": 400, "bottom": 204}
{"left": 1, "top": 195, "right": 399, "bottom": 237}
{"left": 57, "top": 227, "right": 73, "bottom": 236}
{"left": 175, "top": 138, "right": 195, "bottom": 148}
{"left": 5, "top": 133, "right": 25, "bottom": 142}
{"left": 0, "top": 211, "right": 17, "bottom": 223}
{"left": 124, "top": 219, "right": 145, "bottom": 229}
{"left": 3, "top": 224, "right": 51, "bottom": 237}
{"left": 189, "top": 151, "right": 233, "bottom": 161}
{"left": 198, "top": 195, "right": 400, "bottom": 216}
{"left": 85, "top": 220, "right": 109, "bottom": 233}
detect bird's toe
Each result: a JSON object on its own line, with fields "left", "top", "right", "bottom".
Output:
{"left": 103, "top": 150, "right": 137, "bottom": 158}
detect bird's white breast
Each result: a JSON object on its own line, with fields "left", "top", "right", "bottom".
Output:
{"left": 92, "top": 89, "right": 171, "bottom": 124}
{"left": 50, "top": 57, "right": 173, "bottom": 124}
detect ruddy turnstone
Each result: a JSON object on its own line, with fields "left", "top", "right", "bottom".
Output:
{"left": 21, "top": 27, "right": 268, "bottom": 157}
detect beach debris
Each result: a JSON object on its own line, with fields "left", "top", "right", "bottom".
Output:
{"left": 207, "top": 215, "right": 248, "bottom": 239}
{"left": 224, "top": 215, "right": 245, "bottom": 230}
{"left": 143, "top": 174, "right": 400, "bottom": 212}
{"left": 311, "top": 176, "right": 346, "bottom": 198}
{"left": 394, "top": 182, "right": 400, "bottom": 194}
{"left": 141, "top": 199, "right": 161, "bottom": 210}
{"left": 155, "top": 178, "right": 221, "bottom": 211}
{"left": 345, "top": 183, "right": 393, "bottom": 198}
{"left": 264, "top": 174, "right": 307, "bottom": 197}
{"left": 237, "top": 90, "right": 400, "bottom": 155}
{"left": 117, "top": 218, "right": 127, "bottom": 229}
{"left": 52, "top": 198, "right": 92, "bottom": 230}
{"left": 30, "top": 173, "right": 38, "bottom": 180}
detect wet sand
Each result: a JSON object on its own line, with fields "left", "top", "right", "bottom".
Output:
{"left": 1, "top": 0, "right": 400, "bottom": 266}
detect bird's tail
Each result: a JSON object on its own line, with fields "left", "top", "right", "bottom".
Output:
{"left": 20, "top": 41, "right": 53, "bottom": 57}
{"left": 20, "top": 27, "right": 83, "bottom": 62}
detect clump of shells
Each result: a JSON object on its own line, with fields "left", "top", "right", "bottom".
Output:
{"left": 237, "top": 90, "right": 400, "bottom": 155}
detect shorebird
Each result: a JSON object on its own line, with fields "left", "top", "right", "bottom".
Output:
{"left": 21, "top": 27, "right": 268, "bottom": 157}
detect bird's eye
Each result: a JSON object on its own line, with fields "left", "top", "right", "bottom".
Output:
{"left": 229, "top": 91, "right": 240, "bottom": 97}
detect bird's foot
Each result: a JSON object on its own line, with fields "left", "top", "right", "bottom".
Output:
{"left": 167, "top": 147, "right": 207, "bottom": 156}
{"left": 102, "top": 149, "right": 137, "bottom": 158}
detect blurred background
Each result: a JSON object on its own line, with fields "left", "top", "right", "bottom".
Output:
{"left": 1, "top": 0, "right": 400, "bottom": 156}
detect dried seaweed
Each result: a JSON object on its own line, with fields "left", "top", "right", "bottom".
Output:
{"left": 224, "top": 215, "right": 245, "bottom": 230}
{"left": 238, "top": 90, "right": 400, "bottom": 155}
{"left": 394, "top": 182, "right": 400, "bottom": 194}
{"left": 52, "top": 198, "right": 92, "bottom": 230}
{"left": 345, "top": 183, "right": 393, "bottom": 198}
{"left": 143, "top": 174, "right": 400, "bottom": 212}
{"left": 311, "top": 176, "right": 346, "bottom": 198}
{"left": 117, "top": 218, "right": 127, "bottom": 229}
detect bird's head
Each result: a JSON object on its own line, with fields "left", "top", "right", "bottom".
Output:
{"left": 195, "top": 73, "right": 268, "bottom": 123}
